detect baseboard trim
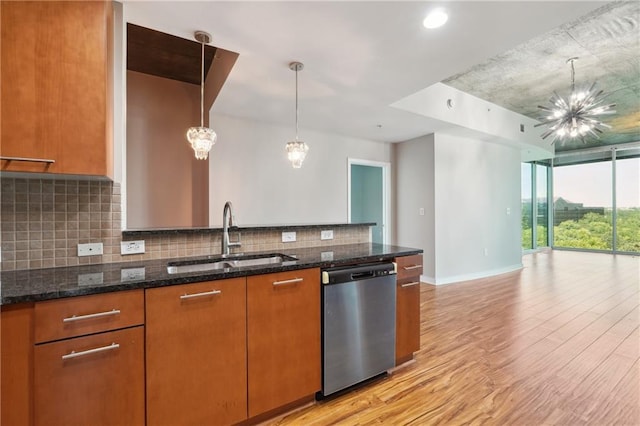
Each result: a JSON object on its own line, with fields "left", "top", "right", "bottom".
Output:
{"left": 424, "top": 263, "right": 523, "bottom": 286}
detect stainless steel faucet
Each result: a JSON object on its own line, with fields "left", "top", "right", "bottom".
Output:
{"left": 222, "top": 201, "right": 241, "bottom": 256}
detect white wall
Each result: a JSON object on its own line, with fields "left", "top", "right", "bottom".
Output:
{"left": 433, "top": 133, "right": 522, "bottom": 284}
{"left": 209, "top": 114, "right": 392, "bottom": 226}
{"left": 395, "top": 134, "right": 435, "bottom": 276}
{"left": 395, "top": 132, "right": 522, "bottom": 284}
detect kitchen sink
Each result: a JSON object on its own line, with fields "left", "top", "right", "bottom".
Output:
{"left": 166, "top": 253, "right": 297, "bottom": 274}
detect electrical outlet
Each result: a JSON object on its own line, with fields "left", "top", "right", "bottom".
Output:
{"left": 282, "top": 231, "right": 296, "bottom": 243}
{"left": 121, "top": 240, "right": 145, "bottom": 255}
{"left": 506, "top": 207, "right": 511, "bottom": 215}
{"left": 78, "top": 243, "right": 103, "bottom": 257}
{"left": 321, "top": 230, "right": 334, "bottom": 240}
{"left": 78, "top": 272, "right": 104, "bottom": 286}
{"left": 121, "top": 267, "right": 146, "bottom": 282}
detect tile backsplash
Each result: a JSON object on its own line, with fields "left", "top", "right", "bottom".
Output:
{"left": 1, "top": 178, "right": 121, "bottom": 270}
{"left": 0, "top": 177, "right": 369, "bottom": 271}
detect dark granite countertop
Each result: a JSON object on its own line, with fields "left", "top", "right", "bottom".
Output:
{"left": 0, "top": 243, "right": 422, "bottom": 305}
{"left": 122, "top": 222, "right": 375, "bottom": 237}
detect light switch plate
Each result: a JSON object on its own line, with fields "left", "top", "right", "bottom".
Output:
{"left": 78, "top": 242, "right": 103, "bottom": 257}
{"left": 282, "top": 231, "right": 296, "bottom": 243}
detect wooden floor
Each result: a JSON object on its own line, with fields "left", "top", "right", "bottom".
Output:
{"left": 273, "top": 250, "right": 640, "bottom": 425}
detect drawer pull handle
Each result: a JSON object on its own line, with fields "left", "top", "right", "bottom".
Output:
{"left": 62, "top": 343, "right": 119, "bottom": 360}
{"left": 0, "top": 155, "right": 55, "bottom": 164}
{"left": 63, "top": 309, "right": 120, "bottom": 323}
{"left": 401, "top": 281, "right": 421, "bottom": 288}
{"left": 180, "top": 290, "right": 221, "bottom": 300}
{"left": 272, "top": 278, "right": 303, "bottom": 286}
{"left": 403, "top": 265, "right": 422, "bottom": 270}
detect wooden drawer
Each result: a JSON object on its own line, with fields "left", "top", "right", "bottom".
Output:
{"left": 35, "top": 290, "right": 144, "bottom": 344}
{"left": 396, "top": 254, "right": 423, "bottom": 280}
{"left": 34, "top": 326, "right": 145, "bottom": 426}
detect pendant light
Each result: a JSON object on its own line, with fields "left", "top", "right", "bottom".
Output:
{"left": 535, "top": 57, "right": 616, "bottom": 145}
{"left": 186, "top": 31, "right": 217, "bottom": 160}
{"left": 285, "top": 61, "right": 309, "bottom": 168}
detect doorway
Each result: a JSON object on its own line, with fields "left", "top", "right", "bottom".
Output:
{"left": 348, "top": 159, "right": 390, "bottom": 245}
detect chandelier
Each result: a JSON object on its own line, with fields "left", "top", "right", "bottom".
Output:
{"left": 186, "top": 31, "right": 217, "bottom": 160}
{"left": 535, "top": 57, "right": 615, "bottom": 145}
{"left": 285, "top": 62, "right": 309, "bottom": 168}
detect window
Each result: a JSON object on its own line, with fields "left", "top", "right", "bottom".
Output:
{"left": 521, "top": 163, "right": 533, "bottom": 250}
{"left": 536, "top": 164, "right": 549, "bottom": 247}
{"left": 521, "top": 162, "right": 550, "bottom": 251}
{"left": 615, "top": 157, "right": 640, "bottom": 253}
{"left": 553, "top": 162, "right": 612, "bottom": 250}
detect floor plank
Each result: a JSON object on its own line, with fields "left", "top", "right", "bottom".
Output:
{"left": 272, "top": 250, "right": 640, "bottom": 426}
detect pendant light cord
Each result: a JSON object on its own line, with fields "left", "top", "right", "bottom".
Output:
{"left": 570, "top": 59, "right": 575, "bottom": 93}
{"left": 200, "top": 40, "right": 205, "bottom": 127}
{"left": 295, "top": 67, "right": 299, "bottom": 141}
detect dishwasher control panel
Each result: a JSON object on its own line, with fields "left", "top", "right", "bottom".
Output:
{"left": 321, "top": 262, "right": 396, "bottom": 285}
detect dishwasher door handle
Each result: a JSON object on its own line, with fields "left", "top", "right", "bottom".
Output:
{"left": 350, "top": 271, "right": 376, "bottom": 280}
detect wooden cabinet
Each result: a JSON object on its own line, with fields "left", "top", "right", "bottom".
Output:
{"left": 247, "top": 268, "right": 321, "bottom": 418}
{"left": 34, "top": 327, "right": 145, "bottom": 426}
{"left": 0, "top": 1, "right": 113, "bottom": 177}
{"left": 34, "top": 290, "right": 144, "bottom": 343}
{"left": 1, "top": 267, "right": 325, "bottom": 424}
{"left": 395, "top": 254, "right": 423, "bottom": 365}
{"left": 1, "top": 303, "right": 35, "bottom": 426}
{"left": 32, "top": 290, "right": 145, "bottom": 426}
{"left": 145, "top": 278, "right": 248, "bottom": 426}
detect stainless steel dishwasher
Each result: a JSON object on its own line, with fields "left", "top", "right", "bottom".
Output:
{"left": 321, "top": 262, "right": 396, "bottom": 396}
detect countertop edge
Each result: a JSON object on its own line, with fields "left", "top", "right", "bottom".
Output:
{"left": 122, "top": 222, "right": 376, "bottom": 237}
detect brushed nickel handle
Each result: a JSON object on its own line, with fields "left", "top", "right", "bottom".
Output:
{"left": 62, "top": 343, "right": 119, "bottom": 360}
{"left": 180, "top": 289, "right": 221, "bottom": 300}
{"left": 401, "top": 281, "right": 421, "bottom": 288}
{"left": 403, "top": 265, "right": 422, "bottom": 270}
{"left": 272, "top": 277, "right": 303, "bottom": 286}
{"left": 63, "top": 309, "right": 120, "bottom": 323}
{"left": 1, "top": 156, "right": 55, "bottom": 164}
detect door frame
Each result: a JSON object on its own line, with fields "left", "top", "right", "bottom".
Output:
{"left": 347, "top": 158, "right": 391, "bottom": 245}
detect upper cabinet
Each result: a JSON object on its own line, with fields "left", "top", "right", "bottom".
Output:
{"left": 1, "top": 1, "right": 113, "bottom": 178}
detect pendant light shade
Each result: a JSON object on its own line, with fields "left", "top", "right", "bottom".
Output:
{"left": 186, "top": 31, "right": 217, "bottom": 160}
{"left": 285, "top": 61, "right": 309, "bottom": 168}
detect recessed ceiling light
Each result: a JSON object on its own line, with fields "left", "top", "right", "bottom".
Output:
{"left": 423, "top": 8, "right": 448, "bottom": 29}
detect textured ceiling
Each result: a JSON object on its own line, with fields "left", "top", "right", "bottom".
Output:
{"left": 443, "top": 1, "right": 640, "bottom": 152}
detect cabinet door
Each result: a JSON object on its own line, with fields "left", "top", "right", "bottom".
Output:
{"left": 1, "top": 1, "right": 112, "bottom": 177}
{"left": 247, "top": 268, "right": 321, "bottom": 417}
{"left": 395, "top": 255, "right": 423, "bottom": 364}
{"left": 34, "top": 326, "right": 145, "bottom": 426}
{"left": 396, "top": 277, "right": 421, "bottom": 364}
{"left": 146, "top": 278, "right": 247, "bottom": 426}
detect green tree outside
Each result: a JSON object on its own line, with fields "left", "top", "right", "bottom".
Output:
{"left": 523, "top": 208, "right": 640, "bottom": 252}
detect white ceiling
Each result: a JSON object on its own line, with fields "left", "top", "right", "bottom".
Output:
{"left": 123, "top": 1, "right": 608, "bottom": 144}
